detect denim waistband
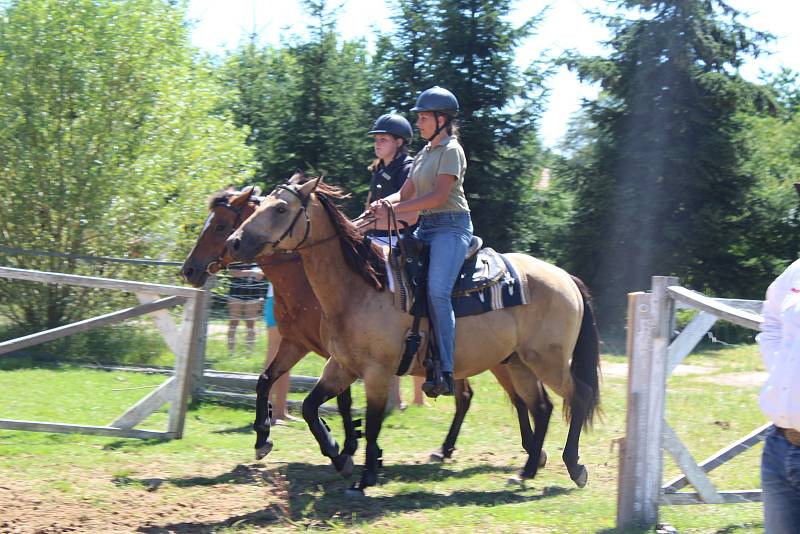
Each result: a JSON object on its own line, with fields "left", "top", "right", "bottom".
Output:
{"left": 418, "top": 211, "right": 472, "bottom": 226}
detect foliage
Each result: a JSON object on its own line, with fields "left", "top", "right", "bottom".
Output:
{"left": 0, "top": 0, "right": 255, "bottom": 329}
{"left": 223, "top": 0, "right": 374, "bottom": 214}
{"left": 731, "top": 81, "right": 800, "bottom": 293}
{"left": 375, "top": 0, "right": 549, "bottom": 252}
{"left": 558, "top": 0, "right": 773, "bottom": 335}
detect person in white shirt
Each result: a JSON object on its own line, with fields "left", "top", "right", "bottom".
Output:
{"left": 757, "top": 252, "right": 800, "bottom": 533}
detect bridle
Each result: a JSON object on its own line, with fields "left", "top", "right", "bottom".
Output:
{"left": 241, "top": 179, "right": 340, "bottom": 255}
{"left": 205, "top": 194, "right": 261, "bottom": 275}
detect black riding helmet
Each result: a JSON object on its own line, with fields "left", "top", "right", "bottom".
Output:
{"left": 411, "top": 86, "right": 459, "bottom": 141}
{"left": 367, "top": 113, "right": 413, "bottom": 144}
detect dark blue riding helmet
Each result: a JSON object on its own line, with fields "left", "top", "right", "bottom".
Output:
{"left": 367, "top": 114, "right": 413, "bottom": 143}
{"left": 410, "top": 86, "right": 459, "bottom": 117}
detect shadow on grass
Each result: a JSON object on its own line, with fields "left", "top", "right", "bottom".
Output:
{"left": 136, "top": 508, "right": 280, "bottom": 533}
{"left": 210, "top": 424, "right": 252, "bottom": 435}
{"left": 126, "top": 460, "right": 574, "bottom": 531}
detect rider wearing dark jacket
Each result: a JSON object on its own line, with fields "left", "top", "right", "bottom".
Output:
{"left": 365, "top": 113, "right": 416, "bottom": 238}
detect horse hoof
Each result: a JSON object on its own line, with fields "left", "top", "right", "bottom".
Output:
{"left": 429, "top": 450, "right": 445, "bottom": 463}
{"left": 255, "top": 442, "right": 273, "bottom": 461}
{"left": 539, "top": 449, "right": 548, "bottom": 468}
{"left": 337, "top": 455, "right": 354, "bottom": 479}
{"left": 344, "top": 487, "right": 366, "bottom": 498}
{"left": 573, "top": 465, "right": 588, "bottom": 488}
{"left": 507, "top": 474, "right": 526, "bottom": 486}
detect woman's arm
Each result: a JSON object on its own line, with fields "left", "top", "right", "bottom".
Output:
{"left": 388, "top": 174, "right": 454, "bottom": 214}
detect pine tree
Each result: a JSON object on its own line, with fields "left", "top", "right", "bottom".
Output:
{"left": 560, "top": 0, "right": 772, "bottom": 336}
{"left": 379, "top": 0, "right": 547, "bottom": 251}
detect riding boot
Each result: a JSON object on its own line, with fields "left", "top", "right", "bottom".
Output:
{"left": 440, "top": 372, "right": 454, "bottom": 396}
{"left": 421, "top": 357, "right": 444, "bottom": 398}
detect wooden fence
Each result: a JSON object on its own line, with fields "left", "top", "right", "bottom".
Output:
{"left": 0, "top": 266, "right": 208, "bottom": 439}
{"left": 616, "top": 276, "right": 768, "bottom": 529}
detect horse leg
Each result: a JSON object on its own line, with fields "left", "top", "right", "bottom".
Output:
{"left": 562, "top": 379, "right": 591, "bottom": 488}
{"left": 430, "top": 378, "right": 472, "bottom": 462}
{"left": 301, "top": 358, "right": 357, "bottom": 478}
{"left": 336, "top": 386, "right": 360, "bottom": 456}
{"left": 254, "top": 340, "right": 306, "bottom": 460}
{"left": 347, "top": 369, "right": 390, "bottom": 496}
{"left": 506, "top": 355, "right": 551, "bottom": 480}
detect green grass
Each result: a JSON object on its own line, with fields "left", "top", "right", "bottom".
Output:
{"left": 0, "top": 344, "right": 768, "bottom": 532}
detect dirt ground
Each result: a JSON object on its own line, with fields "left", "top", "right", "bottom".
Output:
{"left": 0, "top": 464, "right": 289, "bottom": 533}
{"left": 601, "top": 361, "right": 764, "bottom": 387}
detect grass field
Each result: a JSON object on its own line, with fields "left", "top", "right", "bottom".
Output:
{"left": 0, "top": 340, "right": 767, "bottom": 533}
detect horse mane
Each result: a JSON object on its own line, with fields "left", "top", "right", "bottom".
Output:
{"left": 312, "top": 180, "right": 387, "bottom": 292}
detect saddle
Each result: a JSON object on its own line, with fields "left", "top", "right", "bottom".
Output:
{"left": 388, "top": 233, "right": 529, "bottom": 375}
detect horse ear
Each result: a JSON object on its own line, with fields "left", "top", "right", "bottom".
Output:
{"left": 298, "top": 175, "right": 322, "bottom": 197}
{"left": 230, "top": 186, "right": 255, "bottom": 207}
{"left": 288, "top": 169, "right": 307, "bottom": 185}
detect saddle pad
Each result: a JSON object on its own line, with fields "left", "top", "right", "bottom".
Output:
{"left": 385, "top": 247, "right": 530, "bottom": 318}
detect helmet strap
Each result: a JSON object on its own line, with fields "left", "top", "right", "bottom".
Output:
{"left": 426, "top": 111, "right": 450, "bottom": 142}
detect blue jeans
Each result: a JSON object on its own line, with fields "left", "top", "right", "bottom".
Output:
{"left": 762, "top": 426, "right": 800, "bottom": 533}
{"left": 413, "top": 212, "right": 473, "bottom": 373}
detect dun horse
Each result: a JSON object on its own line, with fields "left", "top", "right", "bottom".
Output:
{"left": 181, "top": 187, "right": 529, "bottom": 470}
{"left": 227, "top": 176, "right": 601, "bottom": 495}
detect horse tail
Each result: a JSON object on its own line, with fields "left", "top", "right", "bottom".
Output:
{"left": 566, "top": 275, "right": 602, "bottom": 429}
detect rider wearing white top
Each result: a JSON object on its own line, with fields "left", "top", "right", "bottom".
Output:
{"left": 757, "top": 255, "right": 800, "bottom": 532}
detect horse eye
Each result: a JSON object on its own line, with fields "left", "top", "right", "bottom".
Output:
{"left": 276, "top": 205, "right": 287, "bottom": 214}
{"left": 215, "top": 224, "right": 226, "bottom": 232}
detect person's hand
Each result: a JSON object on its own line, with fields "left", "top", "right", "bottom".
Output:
{"left": 369, "top": 199, "right": 390, "bottom": 219}
{"left": 253, "top": 271, "right": 264, "bottom": 281}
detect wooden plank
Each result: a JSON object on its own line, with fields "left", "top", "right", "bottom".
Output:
{"left": 0, "top": 265, "right": 200, "bottom": 297}
{"left": 667, "top": 311, "right": 718, "bottom": 374}
{"left": 643, "top": 277, "right": 678, "bottom": 511}
{"left": 617, "top": 291, "right": 655, "bottom": 528}
{"left": 109, "top": 377, "right": 177, "bottom": 429}
{"left": 661, "top": 422, "right": 723, "bottom": 504}
{"left": 667, "top": 286, "right": 762, "bottom": 330}
{"left": 0, "top": 296, "right": 185, "bottom": 356}
{"left": 660, "top": 490, "right": 762, "bottom": 505}
{"left": 204, "top": 372, "right": 317, "bottom": 393}
{"left": 168, "top": 294, "right": 206, "bottom": 438}
{"left": 200, "top": 391, "right": 339, "bottom": 415}
{"left": 674, "top": 298, "right": 763, "bottom": 314}
{"left": 663, "top": 422, "right": 772, "bottom": 492}
{"left": 713, "top": 299, "right": 763, "bottom": 314}
{"left": 81, "top": 365, "right": 321, "bottom": 393}
{"left": 0, "top": 419, "right": 172, "bottom": 439}
{"left": 190, "top": 279, "right": 215, "bottom": 397}
{"left": 136, "top": 292, "right": 182, "bottom": 355}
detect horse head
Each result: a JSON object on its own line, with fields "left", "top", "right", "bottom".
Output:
{"left": 226, "top": 172, "right": 321, "bottom": 262}
{"left": 181, "top": 186, "right": 259, "bottom": 287}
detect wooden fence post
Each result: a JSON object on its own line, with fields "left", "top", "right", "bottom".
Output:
{"left": 617, "top": 276, "right": 678, "bottom": 529}
{"left": 191, "top": 278, "right": 214, "bottom": 399}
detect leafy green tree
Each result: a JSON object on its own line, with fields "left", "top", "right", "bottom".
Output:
{"left": 560, "top": 0, "right": 772, "bottom": 335}
{"left": 732, "top": 73, "right": 800, "bottom": 291}
{"left": 0, "top": 0, "right": 255, "bottom": 330}
{"left": 224, "top": 0, "right": 373, "bottom": 213}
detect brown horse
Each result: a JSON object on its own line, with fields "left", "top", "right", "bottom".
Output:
{"left": 227, "top": 176, "right": 601, "bottom": 495}
{"left": 180, "top": 187, "right": 528, "bottom": 470}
